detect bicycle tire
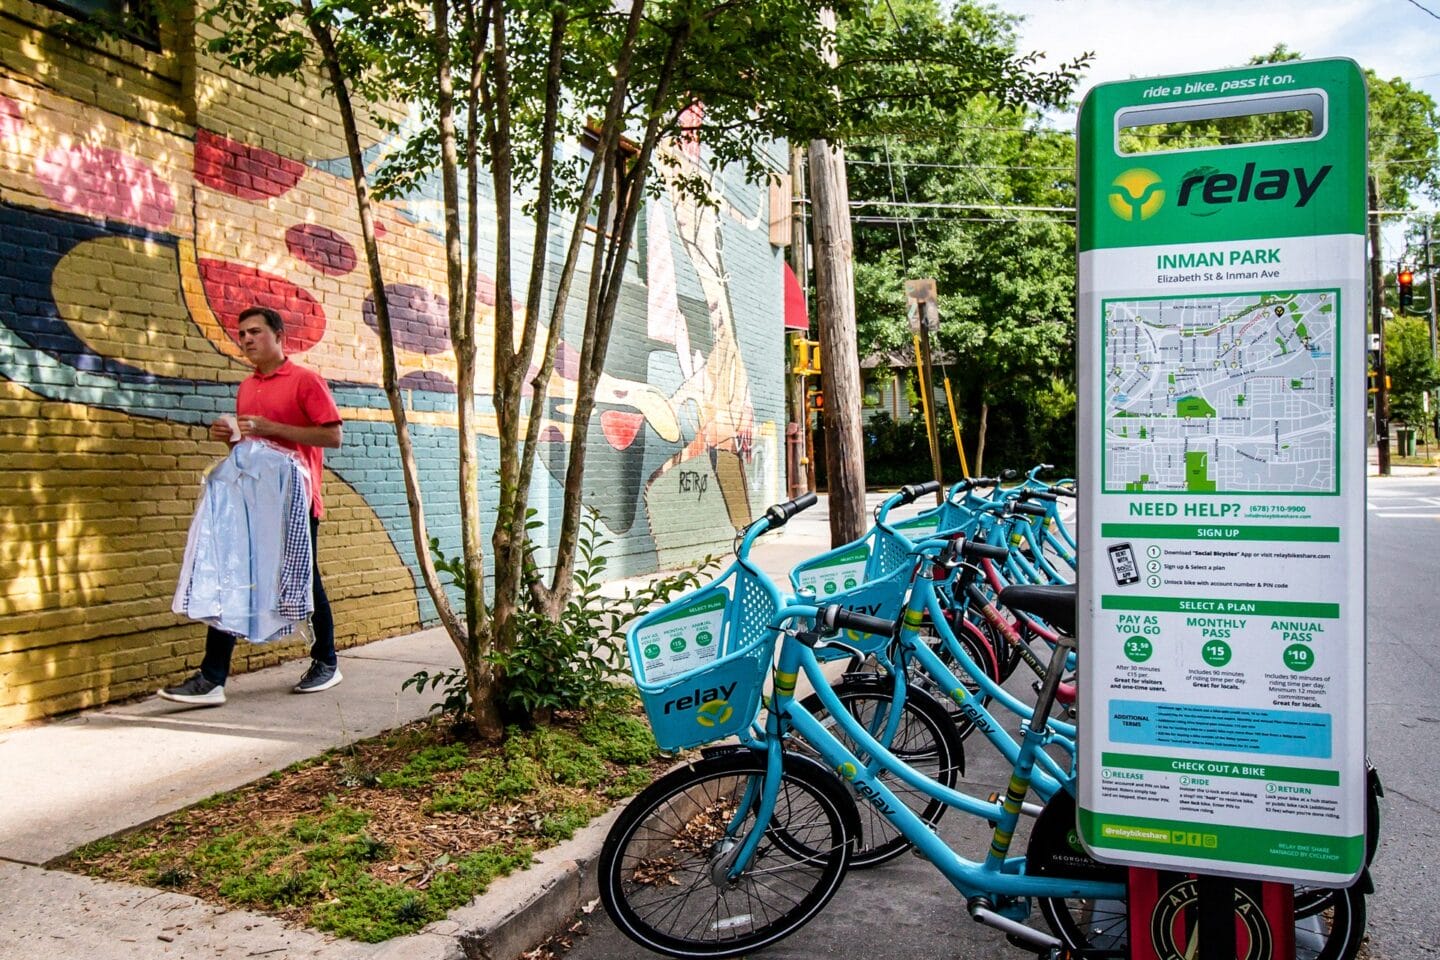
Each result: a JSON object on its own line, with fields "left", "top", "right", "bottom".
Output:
{"left": 799, "top": 677, "right": 965, "bottom": 868}
{"left": 1027, "top": 792, "right": 1367, "bottom": 960}
{"left": 1293, "top": 763, "right": 1380, "bottom": 919}
{"left": 598, "top": 750, "right": 857, "bottom": 959}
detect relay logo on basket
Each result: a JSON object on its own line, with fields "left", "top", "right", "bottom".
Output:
{"left": 694, "top": 698, "right": 734, "bottom": 727}
{"left": 661, "top": 681, "right": 737, "bottom": 715}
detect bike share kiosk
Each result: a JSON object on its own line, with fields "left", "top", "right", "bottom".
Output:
{"left": 1076, "top": 59, "right": 1368, "bottom": 958}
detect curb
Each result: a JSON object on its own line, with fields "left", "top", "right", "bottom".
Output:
{"left": 388, "top": 805, "right": 624, "bottom": 960}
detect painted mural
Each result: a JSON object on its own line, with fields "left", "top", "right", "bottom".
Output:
{"left": 0, "top": 65, "right": 783, "bottom": 724}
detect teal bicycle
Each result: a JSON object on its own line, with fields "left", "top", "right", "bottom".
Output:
{"left": 600, "top": 496, "right": 1117, "bottom": 957}
{"left": 599, "top": 495, "right": 1368, "bottom": 960}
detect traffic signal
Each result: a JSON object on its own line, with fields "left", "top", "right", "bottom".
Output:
{"left": 1397, "top": 268, "right": 1414, "bottom": 308}
{"left": 791, "top": 339, "right": 822, "bottom": 375}
{"left": 807, "top": 388, "right": 825, "bottom": 413}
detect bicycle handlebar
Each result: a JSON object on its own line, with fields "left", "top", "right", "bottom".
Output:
{"left": 1020, "top": 489, "right": 1059, "bottom": 503}
{"left": 765, "top": 492, "right": 817, "bottom": 528}
{"left": 818, "top": 604, "right": 897, "bottom": 638}
{"left": 1011, "top": 501, "right": 1049, "bottom": 518}
{"left": 961, "top": 540, "right": 1010, "bottom": 562}
{"left": 898, "top": 480, "right": 941, "bottom": 504}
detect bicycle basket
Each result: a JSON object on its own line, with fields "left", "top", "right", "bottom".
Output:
{"left": 789, "top": 525, "right": 912, "bottom": 597}
{"left": 628, "top": 562, "right": 782, "bottom": 751}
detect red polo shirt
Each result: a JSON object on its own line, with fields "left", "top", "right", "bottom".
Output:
{"left": 236, "top": 359, "right": 342, "bottom": 518}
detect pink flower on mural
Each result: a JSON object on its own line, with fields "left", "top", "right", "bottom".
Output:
{"left": 198, "top": 258, "right": 327, "bottom": 352}
{"left": 34, "top": 143, "right": 176, "bottom": 231}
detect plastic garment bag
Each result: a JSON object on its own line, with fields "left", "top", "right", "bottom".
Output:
{"left": 173, "top": 440, "right": 312, "bottom": 642}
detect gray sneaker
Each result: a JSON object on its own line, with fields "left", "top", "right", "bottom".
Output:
{"left": 158, "top": 672, "right": 225, "bottom": 706}
{"left": 294, "top": 660, "right": 342, "bottom": 693}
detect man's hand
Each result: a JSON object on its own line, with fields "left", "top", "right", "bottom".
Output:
{"left": 239, "top": 415, "right": 278, "bottom": 438}
{"left": 209, "top": 419, "right": 235, "bottom": 442}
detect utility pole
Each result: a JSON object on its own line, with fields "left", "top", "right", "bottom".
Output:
{"left": 788, "top": 145, "right": 810, "bottom": 498}
{"left": 1369, "top": 175, "right": 1390, "bottom": 476}
{"left": 1426, "top": 222, "right": 1437, "bottom": 359}
{"left": 809, "top": 8, "right": 866, "bottom": 545}
{"left": 1426, "top": 222, "right": 1437, "bottom": 445}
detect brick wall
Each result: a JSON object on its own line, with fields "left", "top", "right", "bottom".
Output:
{"left": 0, "top": 6, "right": 786, "bottom": 726}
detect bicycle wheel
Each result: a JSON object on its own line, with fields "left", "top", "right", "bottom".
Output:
{"left": 1028, "top": 792, "right": 1368, "bottom": 960}
{"left": 1025, "top": 791, "right": 1128, "bottom": 953}
{"left": 799, "top": 677, "right": 965, "bottom": 868}
{"left": 599, "top": 750, "right": 857, "bottom": 959}
{"left": 1292, "top": 764, "right": 1378, "bottom": 939}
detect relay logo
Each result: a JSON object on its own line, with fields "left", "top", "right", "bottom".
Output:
{"left": 1108, "top": 168, "right": 1165, "bottom": 221}
{"left": 1109, "top": 162, "right": 1333, "bottom": 223}
{"left": 1177, "top": 162, "right": 1332, "bottom": 214}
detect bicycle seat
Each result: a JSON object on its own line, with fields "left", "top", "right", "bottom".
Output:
{"left": 998, "top": 584, "right": 1076, "bottom": 638}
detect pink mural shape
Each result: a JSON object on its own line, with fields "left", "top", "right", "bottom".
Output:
{"left": 34, "top": 143, "right": 176, "bottom": 231}
{"left": 554, "top": 341, "right": 581, "bottom": 381}
{"left": 361, "top": 283, "right": 451, "bottom": 355}
{"left": 678, "top": 102, "right": 704, "bottom": 160}
{"left": 286, "top": 223, "right": 358, "bottom": 276}
{"left": 198, "top": 258, "right": 327, "bottom": 353}
{"left": 474, "top": 272, "right": 524, "bottom": 314}
{"left": 194, "top": 129, "right": 305, "bottom": 201}
{"left": 601, "top": 410, "right": 644, "bottom": 451}
{"left": 0, "top": 95, "right": 21, "bottom": 144}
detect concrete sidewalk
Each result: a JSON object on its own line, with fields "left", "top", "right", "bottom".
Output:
{"left": 1367, "top": 443, "right": 1437, "bottom": 477}
{"left": 0, "top": 494, "right": 844, "bottom": 960}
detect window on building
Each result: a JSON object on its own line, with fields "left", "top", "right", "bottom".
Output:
{"left": 36, "top": 0, "right": 160, "bottom": 49}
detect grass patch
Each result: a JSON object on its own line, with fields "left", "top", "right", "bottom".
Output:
{"left": 58, "top": 692, "right": 671, "bottom": 943}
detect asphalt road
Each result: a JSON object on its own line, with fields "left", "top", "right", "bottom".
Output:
{"left": 1359, "top": 475, "right": 1440, "bottom": 959}
{"left": 559, "top": 478, "right": 1439, "bottom": 960}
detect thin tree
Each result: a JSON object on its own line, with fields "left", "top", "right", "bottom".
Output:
{"left": 199, "top": 0, "right": 1085, "bottom": 737}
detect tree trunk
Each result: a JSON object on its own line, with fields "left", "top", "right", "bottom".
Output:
{"left": 302, "top": 4, "right": 467, "bottom": 667}
{"left": 809, "top": 137, "right": 866, "bottom": 545}
{"left": 808, "top": 8, "right": 864, "bottom": 545}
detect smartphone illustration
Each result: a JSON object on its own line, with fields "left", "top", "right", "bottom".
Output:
{"left": 1107, "top": 542, "right": 1140, "bottom": 586}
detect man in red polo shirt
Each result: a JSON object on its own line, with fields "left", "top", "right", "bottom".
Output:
{"left": 160, "top": 306, "right": 344, "bottom": 705}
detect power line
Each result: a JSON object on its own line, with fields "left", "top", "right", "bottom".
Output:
{"left": 848, "top": 158, "right": 1072, "bottom": 172}
{"left": 852, "top": 199, "right": 1075, "bottom": 213}
{"left": 1402, "top": 0, "right": 1440, "bottom": 20}
{"left": 856, "top": 215, "right": 1075, "bottom": 225}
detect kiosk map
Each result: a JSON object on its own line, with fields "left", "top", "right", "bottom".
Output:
{"left": 1103, "top": 290, "right": 1338, "bottom": 494}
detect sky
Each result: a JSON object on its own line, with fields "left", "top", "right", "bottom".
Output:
{"left": 999, "top": 0, "right": 1440, "bottom": 259}
{"left": 1001, "top": 0, "right": 1439, "bottom": 102}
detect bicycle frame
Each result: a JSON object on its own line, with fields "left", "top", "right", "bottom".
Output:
{"left": 725, "top": 598, "right": 1123, "bottom": 916}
